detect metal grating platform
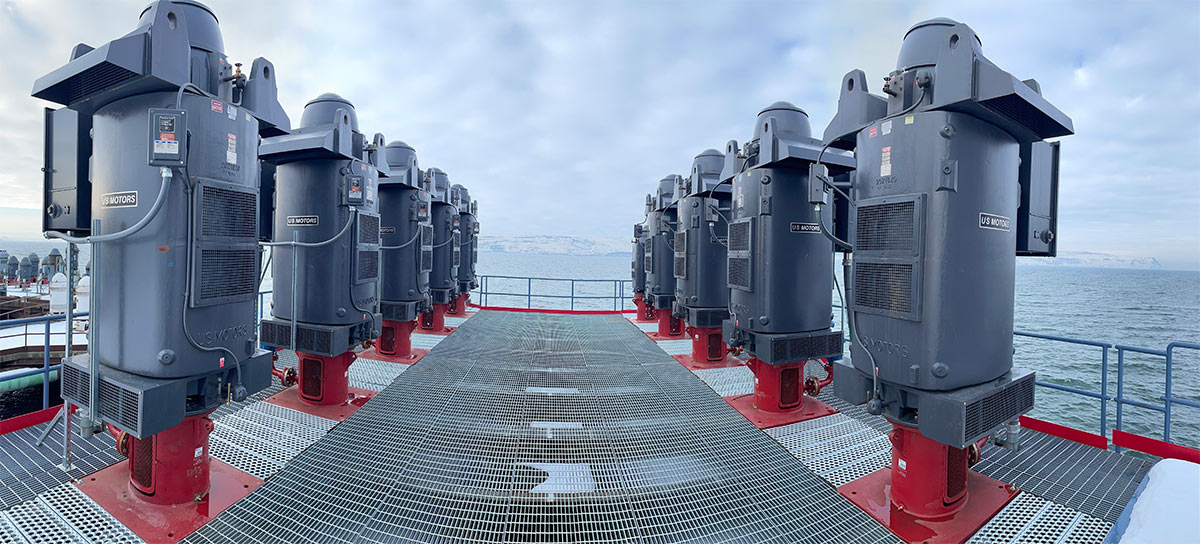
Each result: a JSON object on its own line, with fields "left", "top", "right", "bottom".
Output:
{"left": 968, "top": 492, "right": 1112, "bottom": 544}
{"left": 0, "top": 413, "right": 124, "bottom": 512}
{"left": 209, "top": 400, "right": 337, "bottom": 480}
{"left": 184, "top": 311, "right": 898, "bottom": 543}
{"left": 653, "top": 338, "right": 691, "bottom": 356}
{"left": 767, "top": 414, "right": 892, "bottom": 487}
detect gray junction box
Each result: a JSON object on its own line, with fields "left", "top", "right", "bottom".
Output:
{"left": 33, "top": 0, "right": 287, "bottom": 438}
{"left": 672, "top": 149, "right": 731, "bottom": 329}
{"left": 258, "top": 93, "right": 384, "bottom": 357}
{"left": 824, "top": 18, "right": 1073, "bottom": 449}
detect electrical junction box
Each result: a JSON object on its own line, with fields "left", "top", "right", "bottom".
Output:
{"left": 147, "top": 108, "right": 187, "bottom": 167}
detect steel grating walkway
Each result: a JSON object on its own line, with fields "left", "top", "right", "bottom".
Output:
{"left": 184, "top": 311, "right": 897, "bottom": 543}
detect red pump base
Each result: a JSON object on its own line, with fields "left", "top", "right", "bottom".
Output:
{"left": 359, "top": 319, "right": 427, "bottom": 364}
{"left": 632, "top": 294, "right": 656, "bottom": 322}
{"left": 724, "top": 358, "right": 836, "bottom": 429}
{"left": 646, "top": 310, "right": 685, "bottom": 340}
{"left": 673, "top": 326, "right": 741, "bottom": 370}
{"left": 445, "top": 293, "right": 474, "bottom": 316}
{"left": 77, "top": 413, "right": 262, "bottom": 543}
{"left": 838, "top": 424, "right": 1018, "bottom": 544}
{"left": 418, "top": 303, "right": 457, "bottom": 335}
{"left": 265, "top": 351, "right": 375, "bottom": 422}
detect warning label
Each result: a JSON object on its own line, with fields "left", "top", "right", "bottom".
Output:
{"left": 868, "top": 125, "right": 878, "bottom": 138}
{"left": 227, "top": 105, "right": 237, "bottom": 121}
{"left": 226, "top": 133, "right": 237, "bottom": 164}
{"left": 211, "top": 100, "right": 222, "bottom": 113}
{"left": 881, "top": 146, "right": 892, "bottom": 177}
{"left": 882, "top": 120, "right": 892, "bottom": 135}
{"left": 153, "top": 140, "right": 179, "bottom": 155}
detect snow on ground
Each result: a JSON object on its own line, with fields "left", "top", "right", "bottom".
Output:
{"left": 1118, "top": 458, "right": 1200, "bottom": 543}
{"left": 0, "top": 317, "right": 87, "bottom": 350}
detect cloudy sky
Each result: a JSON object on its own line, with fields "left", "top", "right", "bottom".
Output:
{"left": 1, "top": 0, "right": 1197, "bottom": 269}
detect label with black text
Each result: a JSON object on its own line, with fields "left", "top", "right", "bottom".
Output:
{"left": 286, "top": 215, "right": 319, "bottom": 226}
{"left": 790, "top": 222, "right": 821, "bottom": 233}
{"left": 100, "top": 191, "right": 138, "bottom": 208}
{"left": 979, "top": 212, "right": 1011, "bottom": 231}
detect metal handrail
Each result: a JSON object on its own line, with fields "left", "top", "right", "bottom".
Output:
{"left": 4, "top": 282, "right": 1197, "bottom": 456}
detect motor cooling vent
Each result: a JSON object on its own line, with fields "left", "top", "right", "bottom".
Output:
{"left": 359, "top": 214, "right": 380, "bottom": 245}
{"left": 201, "top": 185, "right": 257, "bottom": 239}
{"left": 357, "top": 250, "right": 379, "bottom": 281}
{"left": 452, "top": 233, "right": 461, "bottom": 267}
{"left": 729, "top": 221, "right": 751, "bottom": 252}
{"left": 963, "top": 375, "right": 1034, "bottom": 441}
{"left": 728, "top": 257, "right": 751, "bottom": 290}
{"left": 674, "top": 255, "right": 686, "bottom": 279}
{"left": 856, "top": 201, "right": 915, "bottom": 252}
{"left": 770, "top": 331, "right": 844, "bottom": 363}
{"left": 98, "top": 379, "right": 139, "bottom": 433}
{"left": 674, "top": 231, "right": 686, "bottom": 256}
{"left": 198, "top": 248, "right": 257, "bottom": 305}
{"left": 421, "top": 249, "right": 433, "bottom": 272}
{"left": 854, "top": 262, "right": 913, "bottom": 314}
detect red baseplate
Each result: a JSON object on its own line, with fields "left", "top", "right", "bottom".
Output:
{"left": 723, "top": 393, "right": 837, "bottom": 429}
{"left": 76, "top": 458, "right": 261, "bottom": 544}
{"left": 417, "top": 326, "right": 457, "bottom": 336}
{"left": 357, "top": 346, "right": 429, "bottom": 365}
{"left": 672, "top": 353, "right": 744, "bottom": 371}
{"left": 265, "top": 385, "right": 376, "bottom": 422}
{"left": 645, "top": 329, "right": 686, "bottom": 340}
{"left": 839, "top": 467, "right": 1019, "bottom": 544}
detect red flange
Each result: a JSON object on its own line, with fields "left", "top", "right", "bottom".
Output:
{"left": 724, "top": 358, "right": 837, "bottom": 429}
{"left": 673, "top": 326, "right": 742, "bottom": 370}
{"left": 124, "top": 412, "right": 215, "bottom": 505}
{"left": 294, "top": 351, "right": 357, "bottom": 406}
{"left": 418, "top": 303, "right": 457, "bottom": 335}
{"left": 632, "top": 294, "right": 656, "bottom": 322}
{"left": 646, "top": 309, "right": 684, "bottom": 340}
{"left": 839, "top": 424, "right": 1018, "bottom": 543}
{"left": 446, "top": 293, "right": 471, "bottom": 316}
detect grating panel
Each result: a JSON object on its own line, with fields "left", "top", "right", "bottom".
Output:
{"left": 184, "top": 311, "right": 897, "bottom": 544}
{"left": 854, "top": 262, "right": 913, "bottom": 313}
{"left": 728, "top": 257, "right": 751, "bottom": 290}
{"left": 968, "top": 492, "right": 1112, "bottom": 544}
{"left": 0, "top": 513, "right": 27, "bottom": 544}
{"left": 358, "top": 214, "right": 380, "bottom": 246}
{"left": 654, "top": 339, "right": 691, "bottom": 356}
{"left": 357, "top": 250, "right": 379, "bottom": 281}
{"left": 692, "top": 365, "right": 754, "bottom": 397}
{"left": 728, "top": 220, "right": 751, "bottom": 252}
{"left": 5, "top": 497, "right": 83, "bottom": 544}
{"left": 198, "top": 248, "right": 257, "bottom": 303}
{"left": 201, "top": 185, "right": 257, "bottom": 239}
{"left": 37, "top": 483, "right": 142, "bottom": 543}
{"left": 856, "top": 201, "right": 915, "bottom": 252}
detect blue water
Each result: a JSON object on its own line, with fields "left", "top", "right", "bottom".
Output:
{"left": 477, "top": 252, "right": 1200, "bottom": 449}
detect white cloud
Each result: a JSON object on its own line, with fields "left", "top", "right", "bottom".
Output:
{"left": 0, "top": 0, "right": 1197, "bottom": 269}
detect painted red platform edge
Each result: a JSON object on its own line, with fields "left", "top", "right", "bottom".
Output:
{"left": 839, "top": 467, "right": 1018, "bottom": 544}
{"left": 416, "top": 326, "right": 457, "bottom": 336}
{"left": 645, "top": 330, "right": 686, "bottom": 341}
{"left": 467, "top": 302, "right": 636, "bottom": 315}
{"left": 76, "top": 457, "right": 262, "bottom": 544}
{"left": 1113, "top": 429, "right": 1200, "bottom": 463}
{"left": 444, "top": 311, "right": 476, "bottom": 318}
{"left": 626, "top": 315, "right": 656, "bottom": 324}
{"left": 1019, "top": 416, "right": 1108, "bottom": 450}
{"left": 264, "top": 385, "right": 376, "bottom": 422}
{"left": 0, "top": 405, "right": 62, "bottom": 435}
{"left": 724, "top": 394, "right": 838, "bottom": 430}
{"left": 357, "top": 346, "right": 428, "bottom": 365}
{"left": 673, "top": 353, "right": 744, "bottom": 371}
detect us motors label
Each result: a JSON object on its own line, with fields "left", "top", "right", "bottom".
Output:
{"left": 100, "top": 191, "right": 138, "bottom": 208}
{"left": 979, "top": 212, "right": 1011, "bottom": 231}
{"left": 380, "top": 226, "right": 396, "bottom": 234}
{"left": 790, "top": 222, "right": 821, "bottom": 233}
{"left": 286, "top": 215, "right": 319, "bottom": 226}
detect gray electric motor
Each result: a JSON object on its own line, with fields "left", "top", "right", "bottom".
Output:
{"left": 672, "top": 149, "right": 730, "bottom": 329}
{"left": 17, "top": 257, "right": 32, "bottom": 282}
{"left": 631, "top": 195, "right": 652, "bottom": 295}
{"left": 32, "top": 0, "right": 288, "bottom": 438}
{"left": 720, "top": 102, "right": 855, "bottom": 364}
{"left": 379, "top": 141, "right": 433, "bottom": 322}
{"left": 5, "top": 256, "right": 17, "bottom": 280}
{"left": 258, "top": 93, "right": 385, "bottom": 357}
{"left": 646, "top": 175, "right": 681, "bottom": 310}
{"left": 427, "top": 168, "right": 461, "bottom": 305}
{"left": 452, "top": 184, "right": 479, "bottom": 294}
{"left": 825, "top": 18, "right": 1073, "bottom": 448}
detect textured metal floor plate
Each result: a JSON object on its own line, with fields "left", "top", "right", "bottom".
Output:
{"left": 653, "top": 338, "right": 691, "bottom": 355}
{"left": 35, "top": 483, "right": 142, "bottom": 544}
{"left": 209, "top": 400, "right": 336, "bottom": 480}
{"left": 183, "top": 311, "right": 898, "bottom": 544}
{"left": 766, "top": 414, "right": 891, "bottom": 487}
{"left": 693, "top": 365, "right": 753, "bottom": 397}
{"left": 411, "top": 333, "right": 446, "bottom": 350}
{"left": 968, "top": 492, "right": 1112, "bottom": 544}
{"left": 0, "top": 413, "right": 124, "bottom": 511}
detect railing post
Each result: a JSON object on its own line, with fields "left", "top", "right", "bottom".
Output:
{"left": 570, "top": 280, "right": 575, "bottom": 311}
{"left": 43, "top": 317, "right": 51, "bottom": 410}
{"left": 1100, "top": 346, "right": 1109, "bottom": 438}
{"left": 527, "top": 278, "right": 532, "bottom": 309}
{"left": 1164, "top": 345, "right": 1173, "bottom": 443}
{"left": 1115, "top": 347, "right": 1125, "bottom": 451}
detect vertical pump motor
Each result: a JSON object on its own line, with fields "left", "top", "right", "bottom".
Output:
{"left": 672, "top": 149, "right": 733, "bottom": 368}
{"left": 33, "top": 0, "right": 287, "bottom": 505}
{"left": 421, "top": 168, "right": 460, "bottom": 332}
{"left": 824, "top": 18, "right": 1072, "bottom": 534}
{"left": 719, "top": 102, "right": 855, "bottom": 429}
{"left": 375, "top": 141, "right": 433, "bottom": 360}
{"left": 258, "top": 93, "right": 385, "bottom": 406}
{"left": 631, "top": 195, "right": 656, "bottom": 322}
{"left": 446, "top": 184, "right": 478, "bottom": 315}
{"left": 646, "top": 175, "right": 684, "bottom": 338}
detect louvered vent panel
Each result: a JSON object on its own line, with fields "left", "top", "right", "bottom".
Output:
{"left": 854, "top": 262, "right": 913, "bottom": 313}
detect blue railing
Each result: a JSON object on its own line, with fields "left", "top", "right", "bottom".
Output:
{"left": 470, "top": 275, "right": 633, "bottom": 311}
{"left": 0, "top": 312, "right": 88, "bottom": 411}
{"left": 3, "top": 281, "right": 1197, "bottom": 455}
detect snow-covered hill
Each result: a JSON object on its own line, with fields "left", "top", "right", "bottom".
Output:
{"left": 1019, "top": 251, "right": 1162, "bottom": 270}
{"left": 478, "top": 235, "right": 631, "bottom": 256}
